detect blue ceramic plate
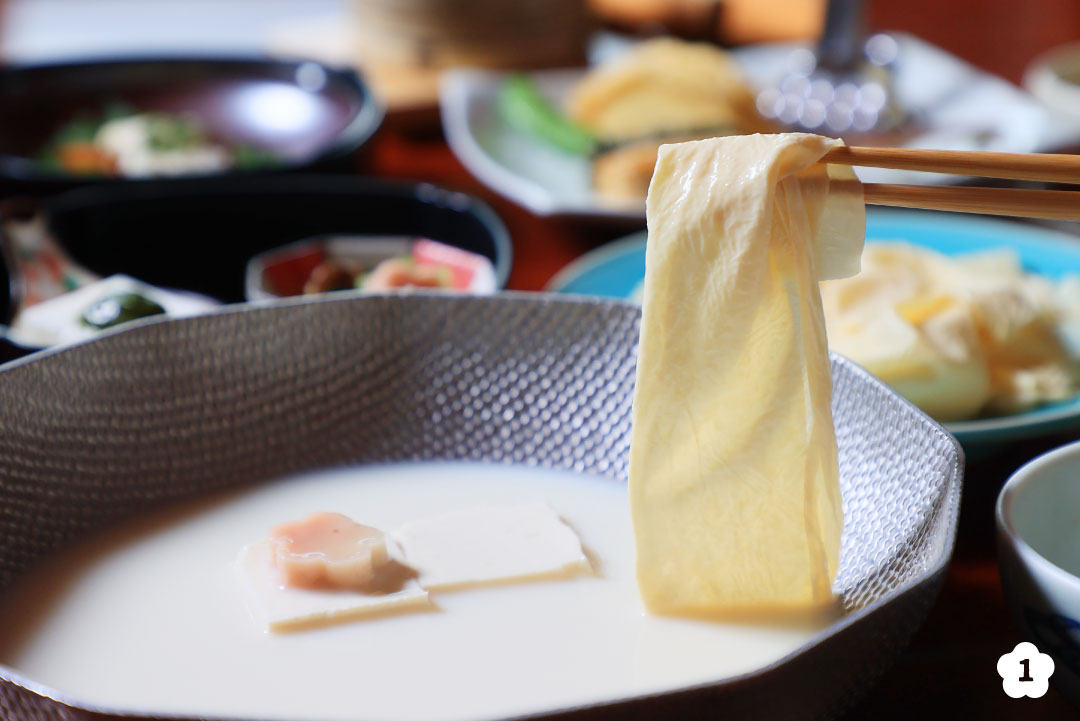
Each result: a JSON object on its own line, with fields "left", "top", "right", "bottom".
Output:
{"left": 546, "top": 209, "right": 1080, "bottom": 448}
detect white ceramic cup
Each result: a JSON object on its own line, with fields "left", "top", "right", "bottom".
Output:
{"left": 997, "top": 439, "right": 1080, "bottom": 705}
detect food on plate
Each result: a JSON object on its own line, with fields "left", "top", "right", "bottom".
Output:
{"left": 302, "top": 256, "right": 454, "bottom": 293}
{"left": 821, "top": 242, "right": 1080, "bottom": 421}
{"left": 498, "top": 74, "right": 598, "bottom": 155}
{"left": 565, "top": 38, "right": 768, "bottom": 145}
{"left": 570, "top": 38, "right": 775, "bottom": 200}
{"left": 0, "top": 463, "right": 839, "bottom": 721}
{"left": 302, "top": 260, "right": 355, "bottom": 294}
{"left": 590, "top": 135, "right": 697, "bottom": 202}
{"left": 8, "top": 274, "right": 219, "bottom": 347}
{"left": 37, "top": 102, "right": 278, "bottom": 178}
{"left": 361, "top": 257, "right": 453, "bottom": 291}
{"left": 498, "top": 38, "right": 774, "bottom": 202}
{"left": 80, "top": 292, "right": 165, "bottom": 330}
{"left": 629, "top": 133, "right": 863, "bottom": 616}
{"left": 259, "top": 237, "right": 496, "bottom": 298}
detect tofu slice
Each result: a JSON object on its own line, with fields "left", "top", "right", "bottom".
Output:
{"left": 392, "top": 504, "right": 592, "bottom": 591}
{"left": 237, "top": 540, "right": 430, "bottom": 632}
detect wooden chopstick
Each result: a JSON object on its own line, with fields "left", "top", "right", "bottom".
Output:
{"left": 823, "top": 146, "right": 1080, "bottom": 184}
{"left": 862, "top": 184, "right": 1080, "bottom": 221}
{"left": 821, "top": 146, "right": 1080, "bottom": 220}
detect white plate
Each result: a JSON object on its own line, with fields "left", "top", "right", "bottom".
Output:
{"left": 440, "top": 68, "right": 644, "bottom": 219}
{"left": 442, "top": 33, "right": 1080, "bottom": 219}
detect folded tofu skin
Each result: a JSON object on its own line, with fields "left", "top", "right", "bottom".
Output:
{"left": 629, "top": 133, "right": 865, "bottom": 616}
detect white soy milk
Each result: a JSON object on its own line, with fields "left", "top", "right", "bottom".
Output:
{"left": 0, "top": 463, "right": 834, "bottom": 721}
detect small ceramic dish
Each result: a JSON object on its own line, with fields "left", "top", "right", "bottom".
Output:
{"left": 5, "top": 272, "right": 219, "bottom": 349}
{"left": 997, "top": 439, "right": 1080, "bottom": 707}
{"left": 246, "top": 235, "right": 498, "bottom": 301}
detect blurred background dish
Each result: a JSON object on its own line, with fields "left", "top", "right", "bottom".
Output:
{"left": 545, "top": 231, "right": 648, "bottom": 299}
{"left": 347, "top": 0, "right": 591, "bottom": 70}
{"left": 442, "top": 33, "right": 1080, "bottom": 219}
{"left": 0, "top": 175, "right": 510, "bottom": 350}
{"left": 0, "top": 56, "right": 383, "bottom": 194}
{"left": 264, "top": 0, "right": 592, "bottom": 122}
{"left": 442, "top": 68, "right": 613, "bottom": 218}
{"left": 246, "top": 235, "right": 498, "bottom": 300}
{"left": 5, "top": 273, "right": 219, "bottom": 348}
{"left": 547, "top": 209, "right": 1080, "bottom": 451}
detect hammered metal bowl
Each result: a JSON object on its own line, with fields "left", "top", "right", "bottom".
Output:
{"left": 0, "top": 293, "right": 962, "bottom": 721}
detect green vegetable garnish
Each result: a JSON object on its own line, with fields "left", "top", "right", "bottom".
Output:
{"left": 80, "top": 292, "right": 166, "bottom": 330}
{"left": 145, "top": 113, "right": 205, "bottom": 151}
{"left": 102, "top": 99, "right": 136, "bottom": 122}
{"left": 50, "top": 115, "right": 99, "bottom": 146}
{"left": 231, "top": 144, "right": 282, "bottom": 170}
{"left": 498, "top": 74, "right": 597, "bottom": 156}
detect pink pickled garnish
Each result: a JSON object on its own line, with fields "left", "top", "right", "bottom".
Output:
{"left": 412, "top": 239, "right": 486, "bottom": 290}
{"left": 363, "top": 258, "right": 449, "bottom": 291}
{"left": 270, "top": 512, "right": 390, "bottom": 590}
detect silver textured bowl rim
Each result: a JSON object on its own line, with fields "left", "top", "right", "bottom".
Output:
{"left": 0, "top": 292, "right": 965, "bottom": 721}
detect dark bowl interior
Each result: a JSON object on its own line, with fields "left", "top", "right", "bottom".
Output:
{"left": 34, "top": 175, "right": 511, "bottom": 306}
{"left": 0, "top": 175, "right": 509, "bottom": 361}
{"left": 0, "top": 56, "right": 382, "bottom": 193}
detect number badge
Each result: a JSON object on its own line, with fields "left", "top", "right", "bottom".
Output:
{"left": 998, "top": 641, "right": 1055, "bottom": 698}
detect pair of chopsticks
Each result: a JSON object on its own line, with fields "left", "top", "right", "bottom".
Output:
{"left": 822, "top": 146, "right": 1080, "bottom": 221}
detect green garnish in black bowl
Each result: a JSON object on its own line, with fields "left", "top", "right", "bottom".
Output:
{"left": 81, "top": 292, "right": 166, "bottom": 330}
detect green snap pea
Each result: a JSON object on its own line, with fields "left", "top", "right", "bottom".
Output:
{"left": 498, "top": 74, "right": 597, "bottom": 156}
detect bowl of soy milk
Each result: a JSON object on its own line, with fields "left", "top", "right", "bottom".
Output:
{"left": 0, "top": 293, "right": 962, "bottom": 721}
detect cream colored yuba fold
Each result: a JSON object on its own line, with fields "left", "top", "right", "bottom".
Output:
{"left": 629, "top": 133, "right": 865, "bottom": 616}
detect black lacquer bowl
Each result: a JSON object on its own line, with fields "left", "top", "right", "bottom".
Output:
{"left": 0, "top": 56, "right": 382, "bottom": 195}
{"left": 0, "top": 176, "right": 511, "bottom": 358}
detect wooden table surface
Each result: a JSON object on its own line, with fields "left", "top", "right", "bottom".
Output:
{"left": 364, "top": 3, "right": 1080, "bottom": 716}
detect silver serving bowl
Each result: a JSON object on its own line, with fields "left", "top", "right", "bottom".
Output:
{"left": 0, "top": 293, "right": 962, "bottom": 720}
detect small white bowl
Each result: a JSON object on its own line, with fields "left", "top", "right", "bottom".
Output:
{"left": 997, "top": 439, "right": 1080, "bottom": 705}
